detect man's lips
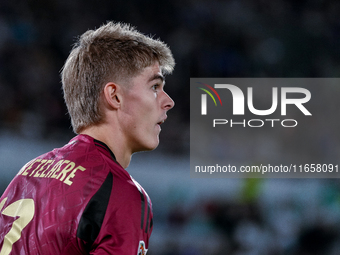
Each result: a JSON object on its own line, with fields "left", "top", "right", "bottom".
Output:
{"left": 157, "top": 116, "right": 167, "bottom": 126}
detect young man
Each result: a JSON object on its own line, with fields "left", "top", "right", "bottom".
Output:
{"left": 0, "top": 22, "right": 175, "bottom": 254}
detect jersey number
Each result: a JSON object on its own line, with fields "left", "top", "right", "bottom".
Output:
{"left": 0, "top": 197, "right": 35, "bottom": 255}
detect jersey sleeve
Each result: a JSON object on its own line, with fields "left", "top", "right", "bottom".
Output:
{"left": 76, "top": 172, "right": 152, "bottom": 255}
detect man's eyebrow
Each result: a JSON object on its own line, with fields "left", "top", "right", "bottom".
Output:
{"left": 148, "top": 74, "right": 165, "bottom": 83}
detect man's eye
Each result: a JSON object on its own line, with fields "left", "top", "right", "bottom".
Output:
{"left": 152, "top": 85, "right": 160, "bottom": 91}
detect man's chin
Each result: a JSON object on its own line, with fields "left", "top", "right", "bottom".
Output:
{"left": 144, "top": 142, "right": 159, "bottom": 152}
{"left": 134, "top": 140, "right": 159, "bottom": 153}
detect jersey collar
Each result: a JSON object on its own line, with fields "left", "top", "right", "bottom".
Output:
{"left": 93, "top": 139, "right": 117, "bottom": 162}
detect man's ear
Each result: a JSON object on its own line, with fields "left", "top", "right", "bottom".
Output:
{"left": 103, "top": 82, "right": 122, "bottom": 109}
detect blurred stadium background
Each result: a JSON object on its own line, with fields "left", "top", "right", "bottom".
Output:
{"left": 1, "top": 0, "right": 340, "bottom": 254}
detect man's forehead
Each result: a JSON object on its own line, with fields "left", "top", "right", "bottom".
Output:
{"left": 122, "top": 63, "right": 164, "bottom": 88}
{"left": 148, "top": 73, "right": 164, "bottom": 83}
{"left": 142, "top": 63, "right": 164, "bottom": 83}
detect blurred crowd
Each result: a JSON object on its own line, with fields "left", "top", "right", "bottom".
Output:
{"left": 1, "top": 0, "right": 340, "bottom": 254}
{"left": 149, "top": 178, "right": 340, "bottom": 255}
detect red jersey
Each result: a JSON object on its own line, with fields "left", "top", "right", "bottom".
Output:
{"left": 0, "top": 134, "right": 152, "bottom": 255}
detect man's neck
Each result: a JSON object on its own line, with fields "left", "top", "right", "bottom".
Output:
{"left": 80, "top": 124, "right": 132, "bottom": 169}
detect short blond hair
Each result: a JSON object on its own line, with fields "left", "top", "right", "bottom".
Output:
{"left": 61, "top": 22, "right": 175, "bottom": 133}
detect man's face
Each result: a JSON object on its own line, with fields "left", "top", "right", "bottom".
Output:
{"left": 119, "top": 62, "right": 174, "bottom": 153}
